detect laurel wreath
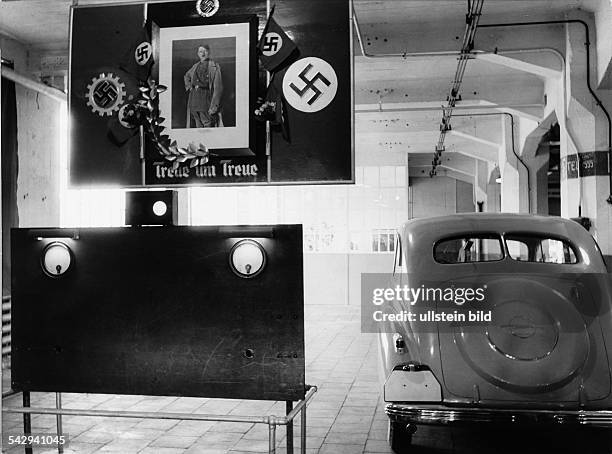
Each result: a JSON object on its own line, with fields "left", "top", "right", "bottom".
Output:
{"left": 128, "top": 79, "right": 214, "bottom": 170}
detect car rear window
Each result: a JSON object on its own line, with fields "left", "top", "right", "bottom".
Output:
{"left": 434, "top": 235, "right": 504, "bottom": 264}
{"left": 505, "top": 234, "right": 578, "bottom": 264}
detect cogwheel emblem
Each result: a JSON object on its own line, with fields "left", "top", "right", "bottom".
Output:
{"left": 86, "top": 73, "right": 126, "bottom": 117}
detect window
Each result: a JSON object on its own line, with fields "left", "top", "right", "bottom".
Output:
{"left": 434, "top": 235, "right": 504, "bottom": 264}
{"left": 505, "top": 234, "right": 578, "bottom": 264}
{"left": 393, "top": 233, "right": 404, "bottom": 274}
{"left": 372, "top": 229, "right": 396, "bottom": 253}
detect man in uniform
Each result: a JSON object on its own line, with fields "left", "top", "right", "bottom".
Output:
{"left": 184, "top": 44, "right": 223, "bottom": 127}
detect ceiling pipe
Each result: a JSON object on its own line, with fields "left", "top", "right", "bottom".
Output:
{"left": 432, "top": 0, "right": 484, "bottom": 177}
{"left": 355, "top": 103, "right": 544, "bottom": 114}
{"left": 479, "top": 20, "right": 612, "bottom": 204}
{"left": 0, "top": 66, "right": 67, "bottom": 103}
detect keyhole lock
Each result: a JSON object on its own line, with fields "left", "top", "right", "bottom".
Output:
{"left": 41, "top": 242, "right": 73, "bottom": 278}
{"left": 229, "top": 239, "right": 266, "bottom": 278}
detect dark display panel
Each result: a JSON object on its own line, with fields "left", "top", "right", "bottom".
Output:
{"left": 12, "top": 225, "right": 304, "bottom": 401}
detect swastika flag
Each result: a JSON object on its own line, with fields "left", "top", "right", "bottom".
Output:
{"left": 119, "top": 26, "right": 154, "bottom": 82}
{"left": 257, "top": 16, "right": 297, "bottom": 72}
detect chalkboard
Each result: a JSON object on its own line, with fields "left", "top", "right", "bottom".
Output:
{"left": 12, "top": 225, "right": 305, "bottom": 401}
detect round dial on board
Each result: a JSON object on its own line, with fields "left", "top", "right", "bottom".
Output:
{"left": 230, "top": 240, "right": 266, "bottom": 278}
{"left": 42, "top": 242, "right": 72, "bottom": 277}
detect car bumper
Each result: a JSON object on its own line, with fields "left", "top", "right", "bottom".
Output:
{"left": 386, "top": 403, "right": 612, "bottom": 427}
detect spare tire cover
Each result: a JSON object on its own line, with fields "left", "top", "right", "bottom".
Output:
{"left": 452, "top": 277, "right": 589, "bottom": 392}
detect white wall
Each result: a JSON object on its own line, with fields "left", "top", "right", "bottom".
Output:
{"left": 411, "top": 176, "right": 457, "bottom": 218}
{"left": 2, "top": 33, "right": 62, "bottom": 228}
{"left": 15, "top": 88, "right": 62, "bottom": 227}
{"left": 410, "top": 176, "right": 475, "bottom": 218}
{"left": 304, "top": 253, "right": 394, "bottom": 305}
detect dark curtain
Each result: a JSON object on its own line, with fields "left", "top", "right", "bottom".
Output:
{"left": 1, "top": 63, "right": 19, "bottom": 297}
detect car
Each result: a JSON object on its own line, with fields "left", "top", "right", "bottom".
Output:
{"left": 378, "top": 213, "right": 612, "bottom": 453}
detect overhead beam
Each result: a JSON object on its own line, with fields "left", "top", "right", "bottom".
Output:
{"left": 452, "top": 148, "right": 498, "bottom": 164}
{"left": 410, "top": 163, "right": 475, "bottom": 174}
{"left": 409, "top": 165, "right": 475, "bottom": 185}
{"left": 355, "top": 101, "right": 545, "bottom": 123}
{"left": 355, "top": 75, "right": 545, "bottom": 110}
{"left": 449, "top": 130, "right": 499, "bottom": 149}
{"left": 410, "top": 153, "right": 477, "bottom": 176}
{"left": 475, "top": 53, "right": 562, "bottom": 79}
{"left": 355, "top": 101, "right": 545, "bottom": 114}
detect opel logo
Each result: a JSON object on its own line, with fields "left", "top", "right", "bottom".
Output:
{"left": 501, "top": 315, "right": 536, "bottom": 339}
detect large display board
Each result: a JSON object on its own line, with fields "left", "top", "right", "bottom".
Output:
{"left": 69, "top": 0, "right": 353, "bottom": 187}
{"left": 12, "top": 225, "right": 305, "bottom": 401}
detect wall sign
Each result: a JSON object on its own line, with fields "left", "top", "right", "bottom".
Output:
{"left": 562, "top": 151, "right": 609, "bottom": 179}
{"left": 69, "top": 0, "right": 353, "bottom": 187}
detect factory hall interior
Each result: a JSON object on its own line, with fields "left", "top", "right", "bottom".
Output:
{"left": 2, "top": 0, "right": 612, "bottom": 453}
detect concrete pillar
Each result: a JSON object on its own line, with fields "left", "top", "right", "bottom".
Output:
{"left": 499, "top": 115, "right": 529, "bottom": 213}
{"left": 474, "top": 159, "right": 488, "bottom": 211}
{"left": 560, "top": 12, "right": 612, "bottom": 254}
{"left": 518, "top": 115, "right": 551, "bottom": 215}
{"left": 486, "top": 166, "right": 501, "bottom": 213}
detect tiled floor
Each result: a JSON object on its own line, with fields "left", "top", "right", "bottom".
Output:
{"left": 2, "top": 305, "right": 612, "bottom": 454}
{"left": 1, "top": 306, "right": 386, "bottom": 454}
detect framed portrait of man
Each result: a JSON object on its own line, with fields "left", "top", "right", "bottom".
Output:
{"left": 156, "top": 17, "right": 257, "bottom": 157}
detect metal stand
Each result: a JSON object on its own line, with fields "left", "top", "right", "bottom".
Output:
{"left": 22, "top": 391, "right": 32, "bottom": 454}
{"left": 55, "top": 393, "right": 64, "bottom": 454}
{"left": 286, "top": 401, "right": 294, "bottom": 453}
{"left": 6, "top": 386, "right": 317, "bottom": 454}
{"left": 301, "top": 397, "right": 307, "bottom": 452}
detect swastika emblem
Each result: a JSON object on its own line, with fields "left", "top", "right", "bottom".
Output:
{"left": 196, "top": 0, "right": 220, "bottom": 17}
{"left": 85, "top": 73, "right": 126, "bottom": 117}
{"left": 262, "top": 32, "right": 282, "bottom": 57}
{"left": 135, "top": 42, "right": 152, "bottom": 66}
{"left": 282, "top": 57, "right": 338, "bottom": 113}
{"left": 94, "top": 81, "right": 118, "bottom": 106}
